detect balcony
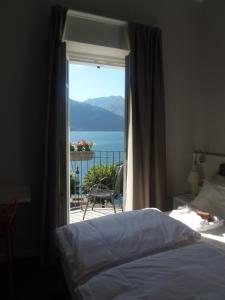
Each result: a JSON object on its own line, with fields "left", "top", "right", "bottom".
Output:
{"left": 70, "top": 150, "right": 124, "bottom": 223}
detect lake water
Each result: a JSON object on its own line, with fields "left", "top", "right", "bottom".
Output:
{"left": 70, "top": 131, "right": 124, "bottom": 186}
{"left": 70, "top": 131, "right": 124, "bottom": 152}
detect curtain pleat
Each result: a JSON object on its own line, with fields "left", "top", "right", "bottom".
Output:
{"left": 127, "top": 22, "right": 167, "bottom": 211}
{"left": 41, "top": 5, "right": 68, "bottom": 262}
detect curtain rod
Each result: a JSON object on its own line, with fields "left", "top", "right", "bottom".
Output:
{"left": 67, "top": 9, "right": 127, "bottom": 26}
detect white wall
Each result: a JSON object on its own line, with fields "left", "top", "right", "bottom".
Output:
{"left": 0, "top": 0, "right": 205, "bottom": 256}
{"left": 195, "top": 1, "right": 225, "bottom": 155}
{"left": 58, "top": 0, "right": 205, "bottom": 200}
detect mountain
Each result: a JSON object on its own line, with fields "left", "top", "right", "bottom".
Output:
{"left": 84, "top": 96, "right": 124, "bottom": 117}
{"left": 70, "top": 99, "right": 124, "bottom": 131}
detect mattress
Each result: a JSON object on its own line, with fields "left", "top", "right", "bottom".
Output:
{"left": 58, "top": 235, "right": 225, "bottom": 300}
{"left": 56, "top": 213, "right": 225, "bottom": 300}
{"left": 56, "top": 227, "right": 79, "bottom": 300}
{"left": 201, "top": 224, "right": 225, "bottom": 250}
{"left": 77, "top": 241, "right": 225, "bottom": 300}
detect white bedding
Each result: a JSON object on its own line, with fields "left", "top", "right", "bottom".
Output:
{"left": 56, "top": 209, "right": 225, "bottom": 300}
{"left": 191, "top": 180, "right": 225, "bottom": 218}
{"left": 169, "top": 206, "right": 224, "bottom": 232}
{"left": 56, "top": 209, "right": 199, "bottom": 285}
{"left": 77, "top": 242, "right": 225, "bottom": 300}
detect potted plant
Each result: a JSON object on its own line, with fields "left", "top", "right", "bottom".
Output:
{"left": 82, "top": 164, "right": 117, "bottom": 194}
{"left": 70, "top": 139, "right": 94, "bottom": 161}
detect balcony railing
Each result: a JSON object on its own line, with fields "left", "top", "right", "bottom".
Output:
{"left": 70, "top": 150, "right": 124, "bottom": 208}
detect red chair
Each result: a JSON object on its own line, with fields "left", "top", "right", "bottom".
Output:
{"left": 0, "top": 199, "right": 16, "bottom": 289}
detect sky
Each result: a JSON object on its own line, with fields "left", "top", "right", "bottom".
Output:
{"left": 69, "top": 63, "right": 125, "bottom": 101}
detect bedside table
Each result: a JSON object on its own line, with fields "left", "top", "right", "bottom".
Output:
{"left": 173, "top": 193, "right": 194, "bottom": 209}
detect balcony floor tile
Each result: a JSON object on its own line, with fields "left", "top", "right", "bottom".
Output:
{"left": 69, "top": 206, "right": 122, "bottom": 224}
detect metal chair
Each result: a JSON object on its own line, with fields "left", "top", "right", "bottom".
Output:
{"left": 83, "top": 164, "right": 124, "bottom": 220}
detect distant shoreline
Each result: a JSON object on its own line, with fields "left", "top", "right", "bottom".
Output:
{"left": 70, "top": 130, "right": 124, "bottom": 132}
{"left": 70, "top": 131, "right": 124, "bottom": 153}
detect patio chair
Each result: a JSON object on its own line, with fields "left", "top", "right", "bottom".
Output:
{"left": 83, "top": 164, "right": 124, "bottom": 220}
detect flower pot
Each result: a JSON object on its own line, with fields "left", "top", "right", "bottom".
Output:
{"left": 70, "top": 151, "right": 94, "bottom": 161}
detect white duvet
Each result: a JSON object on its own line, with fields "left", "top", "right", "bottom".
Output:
{"left": 77, "top": 242, "right": 225, "bottom": 300}
{"left": 169, "top": 206, "right": 224, "bottom": 232}
{"left": 56, "top": 209, "right": 200, "bottom": 286}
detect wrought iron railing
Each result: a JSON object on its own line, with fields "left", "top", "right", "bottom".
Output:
{"left": 70, "top": 151, "right": 124, "bottom": 207}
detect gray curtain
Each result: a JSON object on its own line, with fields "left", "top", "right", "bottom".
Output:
{"left": 41, "top": 6, "right": 68, "bottom": 260}
{"left": 128, "top": 22, "right": 167, "bottom": 211}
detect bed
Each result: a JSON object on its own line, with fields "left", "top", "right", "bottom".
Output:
{"left": 56, "top": 151, "right": 225, "bottom": 300}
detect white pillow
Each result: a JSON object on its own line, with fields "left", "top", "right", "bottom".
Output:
{"left": 191, "top": 180, "right": 225, "bottom": 218}
{"left": 56, "top": 208, "right": 200, "bottom": 285}
{"left": 212, "top": 174, "right": 225, "bottom": 187}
